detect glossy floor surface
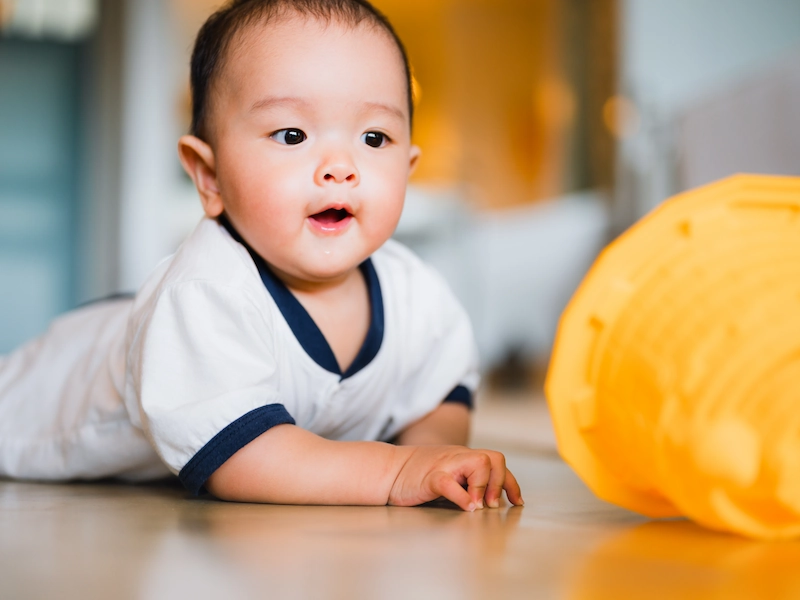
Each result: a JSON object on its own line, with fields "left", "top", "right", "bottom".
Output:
{"left": 2, "top": 393, "right": 799, "bottom": 599}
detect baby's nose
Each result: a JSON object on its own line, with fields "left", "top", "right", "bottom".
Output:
{"left": 316, "top": 158, "right": 359, "bottom": 186}
{"left": 324, "top": 169, "right": 357, "bottom": 183}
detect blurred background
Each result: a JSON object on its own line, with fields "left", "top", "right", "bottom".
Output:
{"left": 1, "top": 0, "right": 799, "bottom": 390}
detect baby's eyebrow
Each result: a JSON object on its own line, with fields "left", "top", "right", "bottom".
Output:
{"left": 248, "top": 96, "right": 405, "bottom": 122}
{"left": 361, "top": 101, "right": 405, "bottom": 122}
{"left": 249, "top": 96, "right": 310, "bottom": 113}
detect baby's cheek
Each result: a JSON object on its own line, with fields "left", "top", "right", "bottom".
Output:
{"left": 367, "top": 198, "right": 404, "bottom": 244}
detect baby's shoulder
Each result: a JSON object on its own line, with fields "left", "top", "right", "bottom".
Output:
{"left": 133, "top": 218, "right": 266, "bottom": 315}
{"left": 372, "top": 239, "right": 464, "bottom": 318}
{"left": 165, "top": 218, "right": 260, "bottom": 289}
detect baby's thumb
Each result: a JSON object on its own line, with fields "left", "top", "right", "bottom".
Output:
{"left": 430, "top": 471, "right": 475, "bottom": 511}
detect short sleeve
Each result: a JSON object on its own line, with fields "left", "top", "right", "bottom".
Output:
{"left": 125, "top": 281, "right": 294, "bottom": 493}
{"left": 443, "top": 384, "right": 473, "bottom": 409}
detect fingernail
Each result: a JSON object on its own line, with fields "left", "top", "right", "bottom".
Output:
{"left": 468, "top": 503, "right": 476, "bottom": 512}
{"left": 488, "top": 498, "right": 499, "bottom": 508}
{"left": 476, "top": 500, "right": 484, "bottom": 510}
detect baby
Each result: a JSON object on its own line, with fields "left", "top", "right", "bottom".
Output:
{"left": 0, "top": 0, "right": 523, "bottom": 511}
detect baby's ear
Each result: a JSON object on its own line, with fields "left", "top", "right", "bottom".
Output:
{"left": 408, "top": 144, "right": 422, "bottom": 176}
{"left": 178, "top": 135, "right": 224, "bottom": 218}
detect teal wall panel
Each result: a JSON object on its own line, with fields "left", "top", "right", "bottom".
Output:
{"left": 0, "top": 39, "right": 83, "bottom": 352}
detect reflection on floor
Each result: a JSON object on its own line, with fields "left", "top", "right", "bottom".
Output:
{"left": 1, "top": 389, "right": 799, "bottom": 599}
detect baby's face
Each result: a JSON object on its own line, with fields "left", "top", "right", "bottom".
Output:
{"left": 205, "top": 15, "right": 418, "bottom": 288}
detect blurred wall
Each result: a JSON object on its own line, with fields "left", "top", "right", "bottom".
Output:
{"left": 621, "top": 0, "right": 800, "bottom": 113}
{"left": 117, "top": 0, "right": 203, "bottom": 292}
{"left": 80, "top": 0, "right": 124, "bottom": 302}
{"left": 614, "top": 0, "right": 800, "bottom": 226}
{"left": 678, "top": 50, "right": 800, "bottom": 190}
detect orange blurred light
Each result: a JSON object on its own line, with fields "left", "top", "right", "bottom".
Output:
{"left": 602, "top": 94, "right": 640, "bottom": 139}
{"left": 0, "top": 0, "right": 15, "bottom": 28}
{"left": 534, "top": 77, "right": 576, "bottom": 130}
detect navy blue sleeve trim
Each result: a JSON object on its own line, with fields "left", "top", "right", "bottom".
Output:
{"left": 178, "top": 404, "right": 296, "bottom": 495}
{"left": 443, "top": 385, "right": 473, "bottom": 410}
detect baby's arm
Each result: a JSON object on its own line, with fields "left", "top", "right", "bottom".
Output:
{"left": 394, "top": 403, "right": 470, "bottom": 446}
{"left": 205, "top": 424, "right": 523, "bottom": 510}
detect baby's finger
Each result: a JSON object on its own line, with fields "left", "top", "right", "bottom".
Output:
{"left": 483, "top": 452, "right": 508, "bottom": 508}
{"left": 431, "top": 472, "right": 475, "bottom": 511}
{"left": 465, "top": 453, "right": 492, "bottom": 508}
{"left": 503, "top": 468, "right": 524, "bottom": 506}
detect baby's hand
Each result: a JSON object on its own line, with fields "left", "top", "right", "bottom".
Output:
{"left": 388, "top": 446, "right": 524, "bottom": 510}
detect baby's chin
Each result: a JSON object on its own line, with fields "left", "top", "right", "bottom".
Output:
{"left": 301, "top": 237, "right": 383, "bottom": 275}
{"left": 275, "top": 254, "right": 370, "bottom": 290}
{"left": 307, "top": 258, "right": 367, "bottom": 282}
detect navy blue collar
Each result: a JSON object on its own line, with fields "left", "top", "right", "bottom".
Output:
{"left": 219, "top": 215, "right": 384, "bottom": 379}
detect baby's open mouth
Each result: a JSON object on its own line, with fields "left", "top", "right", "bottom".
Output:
{"left": 309, "top": 208, "right": 352, "bottom": 225}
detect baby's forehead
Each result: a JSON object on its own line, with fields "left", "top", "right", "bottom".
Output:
{"left": 218, "top": 13, "right": 404, "bottom": 90}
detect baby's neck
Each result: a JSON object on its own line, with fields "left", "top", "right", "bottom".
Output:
{"left": 281, "top": 266, "right": 371, "bottom": 373}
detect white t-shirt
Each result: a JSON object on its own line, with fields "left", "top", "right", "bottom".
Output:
{"left": 0, "top": 218, "right": 479, "bottom": 493}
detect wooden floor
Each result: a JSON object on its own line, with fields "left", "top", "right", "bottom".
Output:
{"left": 2, "top": 391, "right": 799, "bottom": 599}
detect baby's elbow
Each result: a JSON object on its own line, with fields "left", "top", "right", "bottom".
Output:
{"left": 204, "top": 464, "right": 245, "bottom": 501}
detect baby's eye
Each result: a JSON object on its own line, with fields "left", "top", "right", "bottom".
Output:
{"left": 362, "top": 131, "right": 389, "bottom": 148}
{"left": 271, "top": 128, "right": 307, "bottom": 145}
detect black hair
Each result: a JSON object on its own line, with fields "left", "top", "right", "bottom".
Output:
{"left": 189, "top": 0, "right": 413, "bottom": 141}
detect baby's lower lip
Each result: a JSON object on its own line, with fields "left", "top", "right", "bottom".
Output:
{"left": 307, "top": 208, "right": 353, "bottom": 234}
